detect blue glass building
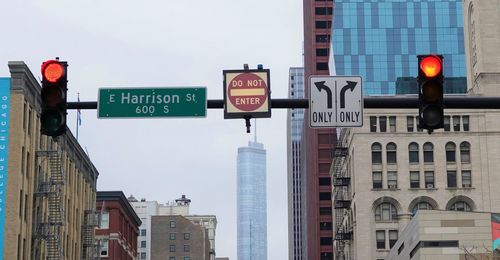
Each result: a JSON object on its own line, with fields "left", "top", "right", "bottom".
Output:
{"left": 237, "top": 141, "right": 267, "bottom": 260}
{"left": 332, "top": 0, "right": 466, "bottom": 95}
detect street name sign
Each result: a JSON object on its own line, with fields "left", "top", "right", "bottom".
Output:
{"left": 223, "top": 69, "right": 271, "bottom": 119}
{"left": 309, "top": 76, "right": 363, "bottom": 127}
{"left": 98, "top": 87, "right": 206, "bottom": 118}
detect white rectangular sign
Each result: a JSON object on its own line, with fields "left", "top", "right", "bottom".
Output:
{"left": 309, "top": 76, "right": 363, "bottom": 127}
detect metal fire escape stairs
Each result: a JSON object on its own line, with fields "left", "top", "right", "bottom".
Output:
{"left": 34, "top": 146, "right": 65, "bottom": 260}
{"left": 332, "top": 131, "right": 353, "bottom": 260}
{"left": 82, "top": 209, "right": 101, "bottom": 260}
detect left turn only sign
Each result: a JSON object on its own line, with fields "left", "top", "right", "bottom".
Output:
{"left": 223, "top": 69, "right": 271, "bottom": 119}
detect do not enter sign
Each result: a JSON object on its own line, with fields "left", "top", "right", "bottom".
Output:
{"left": 224, "top": 69, "right": 271, "bottom": 119}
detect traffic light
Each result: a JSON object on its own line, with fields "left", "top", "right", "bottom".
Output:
{"left": 40, "top": 60, "right": 68, "bottom": 137}
{"left": 418, "top": 55, "right": 444, "bottom": 131}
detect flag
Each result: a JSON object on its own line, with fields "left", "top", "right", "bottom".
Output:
{"left": 77, "top": 94, "right": 82, "bottom": 126}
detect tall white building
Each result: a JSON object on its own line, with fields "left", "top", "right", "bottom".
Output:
{"left": 287, "top": 67, "right": 306, "bottom": 260}
{"left": 237, "top": 140, "right": 267, "bottom": 260}
{"left": 129, "top": 195, "right": 217, "bottom": 260}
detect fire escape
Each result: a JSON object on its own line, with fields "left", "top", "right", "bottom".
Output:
{"left": 332, "top": 131, "right": 353, "bottom": 260}
{"left": 34, "top": 149, "right": 65, "bottom": 260}
{"left": 82, "top": 209, "right": 101, "bottom": 260}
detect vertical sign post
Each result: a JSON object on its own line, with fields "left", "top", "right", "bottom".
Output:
{"left": 0, "top": 78, "right": 10, "bottom": 256}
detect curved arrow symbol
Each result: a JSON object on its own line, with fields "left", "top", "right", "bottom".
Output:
{"left": 340, "top": 81, "right": 358, "bottom": 109}
{"left": 314, "top": 81, "right": 333, "bottom": 109}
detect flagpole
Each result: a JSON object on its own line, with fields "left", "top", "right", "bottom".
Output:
{"left": 76, "top": 93, "right": 80, "bottom": 140}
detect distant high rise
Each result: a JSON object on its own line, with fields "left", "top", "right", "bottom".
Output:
{"left": 287, "top": 67, "right": 306, "bottom": 260}
{"left": 332, "top": 0, "right": 466, "bottom": 95}
{"left": 237, "top": 139, "right": 267, "bottom": 260}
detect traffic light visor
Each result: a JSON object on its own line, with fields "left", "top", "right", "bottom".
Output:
{"left": 420, "top": 56, "right": 442, "bottom": 77}
{"left": 42, "top": 61, "right": 65, "bottom": 83}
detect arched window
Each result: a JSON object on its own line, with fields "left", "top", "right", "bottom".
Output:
{"left": 412, "top": 202, "right": 433, "bottom": 215}
{"left": 460, "top": 142, "right": 471, "bottom": 163}
{"left": 408, "top": 142, "right": 419, "bottom": 163}
{"left": 372, "top": 143, "right": 382, "bottom": 164}
{"left": 423, "top": 142, "right": 434, "bottom": 163}
{"left": 386, "top": 143, "right": 397, "bottom": 164}
{"left": 374, "top": 202, "right": 398, "bottom": 221}
{"left": 445, "top": 142, "right": 456, "bottom": 163}
{"left": 449, "top": 201, "right": 472, "bottom": 212}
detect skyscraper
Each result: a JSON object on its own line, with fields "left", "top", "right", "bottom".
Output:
{"left": 332, "top": 0, "right": 466, "bottom": 95}
{"left": 237, "top": 139, "right": 267, "bottom": 260}
{"left": 287, "top": 67, "right": 306, "bottom": 260}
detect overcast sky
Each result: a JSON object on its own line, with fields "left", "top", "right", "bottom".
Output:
{"left": 1, "top": 1, "right": 303, "bottom": 259}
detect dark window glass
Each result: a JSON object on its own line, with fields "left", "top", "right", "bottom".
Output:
{"left": 462, "top": 170, "right": 472, "bottom": 188}
{"left": 320, "top": 253, "right": 333, "bottom": 260}
{"left": 398, "top": 243, "right": 405, "bottom": 254}
{"left": 184, "top": 233, "right": 190, "bottom": 240}
{"left": 141, "top": 241, "right": 146, "bottom": 248}
{"left": 409, "top": 143, "right": 419, "bottom": 163}
{"left": 320, "top": 237, "right": 332, "bottom": 245}
{"left": 319, "top": 192, "right": 331, "bottom": 201}
{"left": 319, "top": 207, "right": 332, "bottom": 215}
{"left": 453, "top": 116, "right": 460, "bottom": 131}
{"left": 444, "top": 116, "right": 451, "bottom": 131}
{"left": 170, "top": 233, "right": 176, "bottom": 240}
{"left": 376, "top": 230, "right": 386, "bottom": 249}
{"left": 389, "top": 116, "right": 396, "bottom": 132}
{"left": 316, "top": 62, "right": 329, "bottom": 70}
{"left": 410, "top": 171, "right": 420, "bottom": 188}
{"left": 372, "top": 143, "right": 382, "bottom": 164}
{"left": 445, "top": 142, "right": 456, "bottom": 162}
{"left": 315, "top": 7, "right": 333, "bottom": 15}
{"left": 373, "top": 171, "right": 382, "bottom": 189}
{"left": 463, "top": 116, "right": 470, "bottom": 131}
{"left": 315, "top": 21, "right": 332, "bottom": 29}
{"left": 389, "top": 230, "right": 398, "bottom": 248}
{"left": 423, "top": 143, "right": 434, "bottom": 163}
{"left": 320, "top": 222, "right": 332, "bottom": 231}
{"left": 460, "top": 142, "right": 471, "bottom": 163}
{"left": 407, "top": 116, "right": 414, "bottom": 132}
{"left": 370, "top": 116, "right": 377, "bottom": 132}
{"left": 169, "top": 244, "right": 176, "bottom": 252}
{"left": 375, "top": 203, "right": 398, "bottom": 221}
{"left": 141, "top": 229, "right": 146, "bottom": 236}
{"left": 447, "top": 171, "right": 457, "bottom": 188}
{"left": 450, "top": 201, "right": 472, "bottom": 211}
{"left": 316, "top": 48, "right": 329, "bottom": 56}
{"left": 184, "top": 245, "right": 190, "bottom": 252}
{"left": 386, "top": 143, "right": 397, "bottom": 164}
{"left": 316, "top": 34, "right": 331, "bottom": 43}
{"left": 319, "top": 177, "right": 330, "bottom": 186}
{"left": 379, "top": 116, "right": 387, "bottom": 132}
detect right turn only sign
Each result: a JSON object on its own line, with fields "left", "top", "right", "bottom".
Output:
{"left": 309, "top": 76, "right": 363, "bottom": 128}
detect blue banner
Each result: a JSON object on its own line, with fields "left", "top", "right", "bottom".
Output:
{"left": 0, "top": 78, "right": 10, "bottom": 257}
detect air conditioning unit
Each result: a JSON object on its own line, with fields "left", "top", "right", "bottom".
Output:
{"left": 463, "top": 184, "right": 471, "bottom": 188}
{"left": 426, "top": 184, "right": 434, "bottom": 188}
{"left": 388, "top": 184, "right": 397, "bottom": 190}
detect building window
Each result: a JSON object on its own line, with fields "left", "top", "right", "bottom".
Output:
{"left": 183, "top": 257, "right": 191, "bottom": 260}
{"left": 449, "top": 201, "right": 472, "bottom": 212}
{"left": 319, "top": 177, "right": 330, "bottom": 186}
{"left": 412, "top": 202, "right": 433, "bottom": 215}
{"left": 453, "top": 116, "right": 460, "bottom": 131}
{"left": 444, "top": 116, "right": 451, "bottom": 131}
{"left": 423, "top": 142, "right": 434, "bottom": 163}
{"left": 316, "top": 34, "right": 330, "bottom": 43}
{"left": 170, "top": 220, "right": 176, "bottom": 228}
{"left": 387, "top": 171, "right": 398, "bottom": 189}
{"left": 184, "top": 233, "right": 190, "bottom": 240}
{"left": 320, "top": 237, "right": 332, "bottom": 245}
{"left": 169, "top": 244, "right": 176, "bottom": 252}
{"left": 316, "top": 48, "right": 329, "bottom": 56}
{"left": 389, "top": 116, "right": 396, "bottom": 132}
{"left": 410, "top": 171, "right": 420, "bottom": 188}
{"left": 445, "top": 142, "right": 456, "bottom": 163}
{"left": 169, "top": 257, "right": 175, "bottom": 260}
{"left": 315, "top": 21, "right": 332, "bottom": 29}
{"left": 370, "top": 116, "right": 377, "bottom": 132}
{"left": 389, "top": 230, "right": 398, "bottom": 248}
{"left": 319, "top": 207, "right": 332, "bottom": 215}
{"left": 141, "top": 241, "right": 146, "bottom": 248}
{"left": 376, "top": 230, "right": 386, "bottom": 249}
{"left": 375, "top": 203, "right": 398, "bottom": 221}
{"left": 371, "top": 143, "right": 382, "bottom": 164}
{"left": 184, "top": 244, "right": 190, "bottom": 252}
{"left": 320, "top": 253, "right": 333, "bottom": 260}
{"left": 141, "top": 229, "right": 146, "bottom": 236}
{"left": 463, "top": 116, "right": 470, "bottom": 131}
{"left": 460, "top": 142, "right": 471, "bottom": 163}
{"left": 408, "top": 142, "right": 419, "bottom": 163}
{"left": 424, "top": 171, "right": 435, "bottom": 188}
{"left": 386, "top": 143, "right": 397, "bottom": 164}
{"left": 319, "top": 192, "right": 331, "bottom": 200}
{"left": 415, "top": 116, "right": 423, "bottom": 132}
{"left": 462, "top": 171, "right": 472, "bottom": 188}
{"left": 170, "top": 233, "right": 176, "bottom": 240}
{"left": 447, "top": 171, "right": 457, "bottom": 188}
{"left": 100, "top": 240, "right": 108, "bottom": 257}
{"left": 141, "top": 252, "right": 146, "bottom": 259}
{"left": 316, "top": 62, "right": 329, "bottom": 70}
{"left": 315, "top": 7, "right": 333, "bottom": 15}
{"left": 320, "top": 221, "right": 332, "bottom": 230}
{"left": 372, "top": 171, "right": 383, "bottom": 189}
{"left": 99, "top": 212, "right": 109, "bottom": 229}
{"left": 379, "top": 116, "right": 387, "bottom": 132}
{"left": 407, "top": 116, "right": 414, "bottom": 132}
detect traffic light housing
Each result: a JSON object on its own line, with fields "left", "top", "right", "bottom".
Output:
{"left": 418, "top": 55, "right": 444, "bottom": 131}
{"left": 40, "top": 60, "right": 68, "bottom": 137}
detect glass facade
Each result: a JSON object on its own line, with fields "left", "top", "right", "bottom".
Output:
{"left": 332, "top": 0, "right": 466, "bottom": 95}
{"left": 237, "top": 141, "right": 267, "bottom": 260}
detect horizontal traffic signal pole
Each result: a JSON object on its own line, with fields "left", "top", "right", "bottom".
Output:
{"left": 67, "top": 96, "right": 500, "bottom": 110}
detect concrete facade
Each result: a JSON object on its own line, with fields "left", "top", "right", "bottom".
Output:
{"left": 150, "top": 215, "right": 210, "bottom": 260}
{"left": 332, "top": 106, "right": 500, "bottom": 260}
{"left": 4, "top": 61, "right": 99, "bottom": 259}
{"left": 386, "top": 210, "right": 498, "bottom": 260}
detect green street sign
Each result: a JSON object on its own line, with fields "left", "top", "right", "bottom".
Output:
{"left": 98, "top": 87, "right": 207, "bottom": 118}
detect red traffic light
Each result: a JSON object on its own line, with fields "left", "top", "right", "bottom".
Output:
{"left": 42, "top": 60, "right": 65, "bottom": 83}
{"left": 420, "top": 56, "right": 442, "bottom": 78}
